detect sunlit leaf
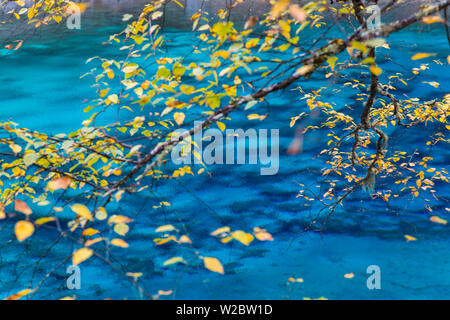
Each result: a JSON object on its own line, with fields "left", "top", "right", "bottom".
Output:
{"left": 4, "top": 289, "right": 31, "bottom": 300}
{"left": 155, "top": 224, "right": 177, "bottom": 233}
{"left": 72, "top": 247, "right": 93, "bottom": 266}
{"left": 231, "top": 230, "right": 254, "bottom": 246}
{"left": 430, "top": 216, "right": 447, "bottom": 225}
{"left": 163, "top": 256, "right": 187, "bottom": 266}
{"left": 15, "top": 220, "right": 34, "bottom": 242}
{"left": 71, "top": 204, "right": 94, "bottom": 221}
{"left": 110, "top": 238, "right": 129, "bottom": 248}
{"left": 411, "top": 53, "right": 436, "bottom": 60}
{"left": 404, "top": 235, "right": 417, "bottom": 242}
{"left": 203, "top": 257, "right": 224, "bottom": 274}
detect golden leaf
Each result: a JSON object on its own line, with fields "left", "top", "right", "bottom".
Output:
{"left": 108, "top": 214, "right": 132, "bottom": 224}
{"left": 114, "top": 223, "right": 129, "bottom": 236}
{"left": 344, "top": 272, "right": 354, "bottom": 279}
{"left": 4, "top": 289, "right": 31, "bottom": 300}
{"left": 0, "top": 204, "right": 5, "bottom": 220}
{"left": 163, "top": 256, "right": 187, "bottom": 266}
{"left": 203, "top": 257, "right": 224, "bottom": 274}
{"left": 82, "top": 228, "right": 99, "bottom": 236}
{"left": 270, "top": 0, "right": 290, "bottom": 19}
{"left": 210, "top": 226, "right": 230, "bottom": 236}
{"left": 254, "top": 228, "right": 274, "bottom": 241}
{"left": 155, "top": 224, "right": 177, "bottom": 233}
{"left": 15, "top": 220, "right": 34, "bottom": 242}
{"left": 126, "top": 272, "right": 143, "bottom": 279}
{"left": 179, "top": 235, "right": 192, "bottom": 244}
{"left": 85, "top": 237, "right": 104, "bottom": 247}
{"left": 430, "top": 216, "right": 447, "bottom": 225}
{"left": 35, "top": 217, "right": 56, "bottom": 226}
{"left": 411, "top": 53, "right": 436, "bottom": 60}
{"left": 173, "top": 112, "right": 185, "bottom": 126}
{"left": 9, "top": 143, "right": 22, "bottom": 154}
{"left": 158, "top": 290, "right": 173, "bottom": 296}
{"left": 110, "top": 238, "right": 129, "bottom": 248}
{"left": 95, "top": 207, "right": 108, "bottom": 220}
{"left": 422, "top": 15, "right": 444, "bottom": 24}
{"left": 72, "top": 247, "right": 93, "bottom": 266}
{"left": 232, "top": 230, "right": 254, "bottom": 246}
{"left": 404, "top": 235, "right": 417, "bottom": 242}
{"left": 71, "top": 204, "right": 94, "bottom": 221}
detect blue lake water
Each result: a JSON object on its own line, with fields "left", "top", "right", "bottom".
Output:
{"left": 0, "top": 6, "right": 449, "bottom": 299}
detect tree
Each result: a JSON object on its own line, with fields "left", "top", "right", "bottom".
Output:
{"left": 0, "top": 0, "right": 449, "bottom": 299}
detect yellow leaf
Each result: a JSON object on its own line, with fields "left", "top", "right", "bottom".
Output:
{"left": 422, "top": 81, "right": 440, "bottom": 88}
{"left": 72, "top": 247, "right": 93, "bottom": 266}
{"left": 430, "top": 216, "right": 447, "bottom": 225}
{"left": 158, "top": 290, "right": 173, "bottom": 296}
{"left": 82, "top": 228, "right": 99, "bottom": 236}
{"left": 107, "top": 214, "right": 132, "bottom": 224}
{"left": 14, "top": 220, "right": 34, "bottom": 242}
{"left": 163, "top": 256, "right": 187, "bottom": 266}
{"left": 9, "top": 143, "right": 22, "bottom": 153}
{"left": 254, "top": 228, "right": 274, "bottom": 241}
{"left": 411, "top": 53, "right": 436, "bottom": 60}
{"left": 327, "top": 56, "right": 338, "bottom": 71}
{"left": 231, "top": 230, "right": 254, "bottom": 246}
{"left": 422, "top": 15, "right": 444, "bottom": 24}
{"left": 173, "top": 112, "right": 185, "bottom": 126}
{"left": 99, "top": 88, "right": 110, "bottom": 98}
{"left": 220, "top": 236, "right": 233, "bottom": 243}
{"left": 107, "top": 94, "right": 119, "bottom": 104}
{"left": 211, "top": 226, "right": 230, "bottom": 236}
{"left": 85, "top": 237, "right": 104, "bottom": 247}
{"left": 126, "top": 272, "right": 143, "bottom": 279}
{"left": 247, "top": 114, "right": 267, "bottom": 121}
{"left": 154, "top": 236, "right": 178, "bottom": 245}
{"left": 0, "top": 205, "right": 5, "bottom": 220}
{"left": 106, "top": 69, "right": 114, "bottom": 79}
{"left": 110, "top": 238, "right": 129, "bottom": 248}
{"left": 404, "top": 235, "right": 417, "bottom": 242}
{"left": 114, "top": 223, "right": 129, "bottom": 236}
{"left": 270, "top": 0, "right": 289, "bottom": 19}
{"left": 15, "top": 200, "right": 32, "bottom": 215}
{"left": 344, "top": 272, "right": 354, "bottom": 279}
{"left": 203, "top": 257, "right": 224, "bottom": 274}
{"left": 155, "top": 224, "right": 177, "bottom": 233}
{"left": 179, "top": 235, "right": 192, "bottom": 244}
{"left": 95, "top": 207, "right": 108, "bottom": 220}
{"left": 71, "top": 204, "right": 94, "bottom": 221}
{"left": 35, "top": 217, "right": 56, "bottom": 226}
{"left": 216, "top": 121, "right": 226, "bottom": 132}
{"left": 122, "top": 64, "right": 139, "bottom": 74}
{"left": 4, "top": 289, "right": 31, "bottom": 300}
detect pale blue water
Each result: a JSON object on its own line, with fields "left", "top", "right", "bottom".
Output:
{"left": 0, "top": 6, "right": 449, "bottom": 300}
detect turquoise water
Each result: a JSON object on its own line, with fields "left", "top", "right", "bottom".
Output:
{"left": 0, "top": 6, "right": 449, "bottom": 300}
